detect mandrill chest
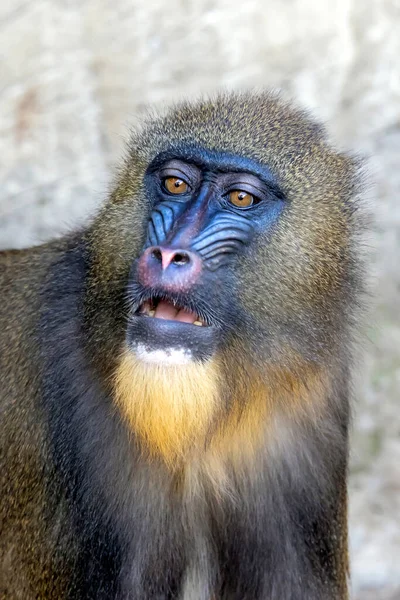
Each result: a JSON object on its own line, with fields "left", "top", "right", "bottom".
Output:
{"left": 119, "top": 462, "right": 240, "bottom": 600}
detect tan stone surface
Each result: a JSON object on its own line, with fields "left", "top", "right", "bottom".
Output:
{"left": 1, "top": 1, "right": 399, "bottom": 597}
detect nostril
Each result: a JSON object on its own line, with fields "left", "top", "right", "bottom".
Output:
{"left": 146, "top": 247, "right": 196, "bottom": 271}
{"left": 151, "top": 248, "right": 163, "bottom": 262}
{"left": 172, "top": 252, "right": 190, "bottom": 266}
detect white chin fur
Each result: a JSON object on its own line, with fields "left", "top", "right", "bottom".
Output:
{"left": 134, "top": 343, "right": 193, "bottom": 365}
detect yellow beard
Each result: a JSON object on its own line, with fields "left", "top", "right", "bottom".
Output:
{"left": 114, "top": 350, "right": 220, "bottom": 466}
{"left": 114, "top": 345, "right": 328, "bottom": 475}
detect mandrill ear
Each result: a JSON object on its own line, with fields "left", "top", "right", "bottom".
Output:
{"left": 113, "top": 349, "right": 220, "bottom": 466}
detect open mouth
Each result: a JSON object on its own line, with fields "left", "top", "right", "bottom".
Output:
{"left": 136, "top": 296, "right": 208, "bottom": 327}
{"left": 128, "top": 291, "right": 219, "bottom": 363}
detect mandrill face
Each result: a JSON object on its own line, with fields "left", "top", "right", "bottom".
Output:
{"left": 87, "top": 92, "right": 360, "bottom": 464}
{"left": 126, "top": 149, "right": 286, "bottom": 365}
{"left": 95, "top": 94, "right": 359, "bottom": 371}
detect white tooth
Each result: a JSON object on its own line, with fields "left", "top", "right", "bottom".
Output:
{"left": 149, "top": 310, "right": 155, "bottom": 317}
{"left": 139, "top": 301, "right": 151, "bottom": 315}
{"left": 193, "top": 320, "right": 203, "bottom": 326}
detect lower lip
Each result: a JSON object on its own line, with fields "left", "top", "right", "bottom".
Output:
{"left": 126, "top": 315, "right": 219, "bottom": 362}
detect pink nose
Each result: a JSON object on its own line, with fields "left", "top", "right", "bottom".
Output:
{"left": 149, "top": 247, "right": 193, "bottom": 270}
{"left": 137, "top": 246, "right": 202, "bottom": 290}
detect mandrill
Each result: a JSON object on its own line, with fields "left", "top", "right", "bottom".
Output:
{"left": 0, "top": 92, "right": 364, "bottom": 599}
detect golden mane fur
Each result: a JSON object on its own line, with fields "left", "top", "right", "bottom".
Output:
{"left": 114, "top": 347, "right": 328, "bottom": 471}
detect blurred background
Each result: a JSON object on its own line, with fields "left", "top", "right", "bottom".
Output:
{"left": 0, "top": 0, "right": 399, "bottom": 597}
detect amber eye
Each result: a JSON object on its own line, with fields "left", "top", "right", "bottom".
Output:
{"left": 228, "top": 190, "right": 255, "bottom": 208}
{"left": 163, "top": 176, "right": 189, "bottom": 195}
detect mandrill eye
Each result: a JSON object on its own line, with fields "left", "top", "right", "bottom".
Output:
{"left": 228, "top": 190, "right": 256, "bottom": 208}
{"left": 163, "top": 176, "right": 190, "bottom": 195}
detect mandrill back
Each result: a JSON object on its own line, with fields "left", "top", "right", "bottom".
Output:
{"left": 0, "top": 92, "right": 364, "bottom": 599}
